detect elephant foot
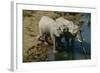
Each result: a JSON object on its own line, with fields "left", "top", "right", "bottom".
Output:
{"left": 53, "top": 50, "right": 57, "bottom": 53}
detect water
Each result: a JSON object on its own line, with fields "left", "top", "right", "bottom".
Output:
{"left": 72, "top": 13, "right": 91, "bottom": 60}
{"left": 47, "top": 13, "right": 91, "bottom": 61}
{"left": 55, "top": 14, "right": 91, "bottom": 60}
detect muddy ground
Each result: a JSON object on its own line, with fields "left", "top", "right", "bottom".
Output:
{"left": 23, "top": 10, "right": 90, "bottom": 62}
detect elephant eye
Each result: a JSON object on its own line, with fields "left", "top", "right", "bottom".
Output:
{"left": 63, "top": 27, "right": 68, "bottom": 32}
{"left": 57, "top": 27, "right": 61, "bottom": 31}
{"left": 64, "top": 29, "right": 67, "bottom": 32}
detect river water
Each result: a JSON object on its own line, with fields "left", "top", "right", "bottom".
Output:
{"left": 47, "top": 13, "right": 91, "bottom": 61}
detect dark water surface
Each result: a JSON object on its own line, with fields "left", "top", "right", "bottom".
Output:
{"left": 47, "top": 14, "right": 91, "bottom": 61}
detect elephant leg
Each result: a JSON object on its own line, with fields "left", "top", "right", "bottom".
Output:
{"left": 71, "top": 38, "right": 75, "bottom": 49}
